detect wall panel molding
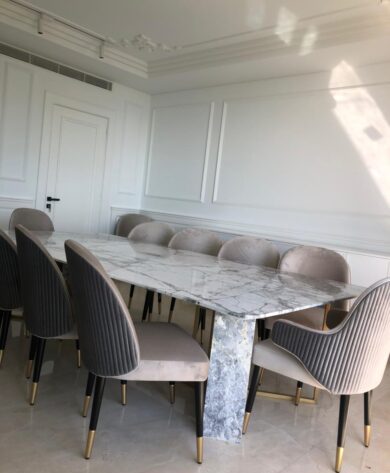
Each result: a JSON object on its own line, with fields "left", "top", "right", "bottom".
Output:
{"left": 0, "top": 61, "right": 33, "bottom": 182}
{"left": 145, "top": 102, "right": 214, "bottom": 203}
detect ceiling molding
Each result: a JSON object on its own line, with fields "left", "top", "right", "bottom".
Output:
{"left": 1, "top": 0, "right": 390, "bottom": 81}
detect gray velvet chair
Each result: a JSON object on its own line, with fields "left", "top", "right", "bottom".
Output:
{"left": 243, "top": 277, "right": 390, "bottom": 473}
{"left": 9, "top": 208, "right": 54, "bottom": 231}
{"left": 15, "top": 225, "right": 79, "bottom": 405}
{"left": 167, "top": 228, "right": 222, "bottom": 341}
{"left": 263, "top": 245, "right": 350, "bottom": 404}
{"left": 64, "top": 239, "right": 209, "bottom": 464}
{"left": 218, "top": 236, "right": 280, "bottom": 268}
{"left": 0, "top": 230, "right": 22, "bottom": 367}
{"left": 114, "top": 213, "right": 153, "bottom": 238}
{"left": 128, "top": 222, "right": 175, "bottom": 320}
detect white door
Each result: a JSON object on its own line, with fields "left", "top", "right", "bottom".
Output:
{"left": 44, "top": 105, "right": 108, "bottom": 233}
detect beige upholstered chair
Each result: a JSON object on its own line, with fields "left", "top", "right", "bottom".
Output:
{"left": 0, "top": 230, "right": 22, "bottom": 367}
{"left": 65, "top": 239, "right": 209, "bottom": 464}
{"left": 114, "top": 214, "right": 153, "bottom": 308}
{"left": 262, "top": 245, "right": 350, "bottom": 404}
{"left": 218, "top": 236, "right": 280, "bottom": 268}
{"left": 114, "top": 213, "right": 153, "bottom": 238}
{"left": 9, "top": 208, "right": 54, "bottom": 231}
{"left": 15, "top": 225, "right": 79, "bottom": 405}
{"left": 167, "top": 228, "right": 222, "bottom": 340}
{"left": 243, "top": 277, "right": 390, "bottom": 472}
{"left": 128, "top": 222, "right": 175, "bottom": 319}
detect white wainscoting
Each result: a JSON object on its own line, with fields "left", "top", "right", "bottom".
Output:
{"left": 110, "top": 206, "right": 390, "bottom": 288}
{"left": 142, "top": 61, "right": 390, "bottom": 256}
{"left": 0, "top": 53, "right": 150, "bottom": 232}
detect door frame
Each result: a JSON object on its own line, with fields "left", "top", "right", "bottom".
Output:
{"left": 36, "top": 91, "right": 117, "bottom": 233}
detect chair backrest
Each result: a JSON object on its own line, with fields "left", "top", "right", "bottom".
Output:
{"left": 114, "top": 213, "right": 153, "bottom": 237}
{"left": 279, "top": 245, "right": 350, "bottom": 309}
{"left": 15, "top": 225, "right": 72, "bottom": 338}
{"left": 9, "top": 208, "right": 54, "bottom": 231}
{"left": 0, "top": 230, "right": 21, "bottom": 310}
{"left": 168, "top": 228, "right": 222, "bottom": 256}
{"left": 65, "top": 240, "right": 140, "bottom": 377}
{"left": 128, "top": 222, "right": 175, "bottom": 246}
{"left": 218, "top": 236, "right": 279, "bottom": 268}
{"left": 273, "top": 278, "right": 390, "bottom": 395}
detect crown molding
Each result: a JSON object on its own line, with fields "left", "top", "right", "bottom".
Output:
{"left": 1, "top": 0, "right": 390, "bottom": 81}
{"left": 148, "top": 8, "right": 390, "bottom": 76}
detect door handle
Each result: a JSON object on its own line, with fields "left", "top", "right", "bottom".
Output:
{"left": 46, "top": 196, "right": 61, "bottom": 202}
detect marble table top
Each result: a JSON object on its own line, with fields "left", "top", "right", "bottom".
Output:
{"left": 7, "top": 230, "right": 363, "bottom": 319}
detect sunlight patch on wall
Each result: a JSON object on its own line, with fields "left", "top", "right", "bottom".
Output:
{"left": 330, "top": 61, "right": 390, "bottom": 207}
{"left": 275, "top": 7, "right": 297, "bottom": 45}
{"left": 299, "top": 25, "right": 318, "bottom": 56}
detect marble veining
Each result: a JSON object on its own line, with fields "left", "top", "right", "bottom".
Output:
{"left": 6, "top": 230, "right": 363, "bottom": 320}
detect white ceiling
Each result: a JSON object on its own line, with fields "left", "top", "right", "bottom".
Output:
{"left": 1, "top": 0, "right": 390, "bottom": 93}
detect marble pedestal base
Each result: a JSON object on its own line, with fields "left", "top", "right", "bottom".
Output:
{"left": 204, "top": 313, "right": 256, "bottom": 443}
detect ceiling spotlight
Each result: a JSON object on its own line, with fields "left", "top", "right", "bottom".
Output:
{"left": 99, "top": 41, "right": 105, "bottom": 59}
{"left": 37, "top": 13, "right": 44, "bottom": 34}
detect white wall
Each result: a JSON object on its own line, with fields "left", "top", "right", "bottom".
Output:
{"left": 138, "top": 60, "right": 390, "bottom": 286}
{"left": 0, "top": 53, "right": 150, "bottom": 230}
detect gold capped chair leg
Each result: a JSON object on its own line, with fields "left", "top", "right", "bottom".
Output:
{"left": 243, "top": 365, "right": 262, "bottom": 434}
{"left": 121, "top": 380, "right": 127, "bottom": 405}
{"left": 82, "top": 372, "right": 96, "bottom": 417}
{"left": 242, "top": 412, "right": 251, "bottom": 435}
{"left": 335, "top": 395, "right": 350, "bottom": 473}
{"left": 335, "top": 447, "right": 344, "bottom": 473}
{"left": 29, "top": 338, "right": 46, "bottom": 406}
{"left": 364, "top": 391, "right": 372, "bottom": 447}
{"left": 196, "top": 437, "right": 203, "bottom": 464}
{"left": 85, "top": 430, "right": 96, "bottom": 459}
{"left": 30, "top": 382, "right": 38, "bottom": 406}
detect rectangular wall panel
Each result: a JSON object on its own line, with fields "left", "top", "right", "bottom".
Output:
{"left": 0, "top": 62, "right": 32, "bottom": 181}
{"left": 146, "top": 103, "right": 213, "bottom": 202}
{"left": 213, "top": 88, "right": 390, "bottom": 217}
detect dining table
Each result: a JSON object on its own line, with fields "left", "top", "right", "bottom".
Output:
{"left": 7, "top": 230, "right": 364, "bottom": 443}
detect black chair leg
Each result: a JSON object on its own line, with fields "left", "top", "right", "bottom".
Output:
{"left": 336, "top": 394, "right": 350, "bottom": 472}
{"left": 257, "top": 319, "right": 267, "bottom": 340}
{"left": 295, "top": 381, "right": 303, "bottom": 406}
{"left": 148, "top": 291, "right": 154, "bottom": 318}
{"left": 199, "top": 308, "right": 206, "bottom": 345}
{"left": 364, "top": 391, "right": 372, "bottom": 447}
{"left": 30, "top": 338, "right": 46, "bottom": 405}
{"left": 128, "top": 284, "right": 135, "bottom": 308}
{"left": 85, "top": 376, "right": 106, "bottom": 459}
{"left": 142, "top": 290, "right": 151, "bottom": 322}
{"left": 168, "top": 297, "right": 176, "bottom": 323}
{"left": 194, "top": 382, "right": 204, "bottom": 464}
{"left": 157, "top": 293, "right": 162, "bottom": 314}
{"left": 75, "top": 339, "right": 81, "bottom": 368}
{"left": 169, "top": 381, "right": 175, "bottom": 404}
{"left": 0, "top": 310, "right": 11, "bottom": 367}
{"left": 82, "top": 372, "right": 96, "bottom": 417}
{"left": 243, "top": 365, "right": 262, "bottom": 434}
{"left": 26, "top": 335, "right": 38, "bottom": 378}
{"left": 121, "top": 380, "right": 127, "bottom": 405}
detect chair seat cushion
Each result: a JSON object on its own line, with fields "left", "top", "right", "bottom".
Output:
{"left": 265, "top": 307, "right": 326, "bottom": 331}
{"left": 252, "top": 339, "right": 324, "bottom": 389}
{"left": 113, "top": 323, "right": 209, "bottom": 382}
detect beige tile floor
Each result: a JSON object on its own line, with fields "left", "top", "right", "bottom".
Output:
{"left": 0, "top": 285, "right": 389, "bottom": 473}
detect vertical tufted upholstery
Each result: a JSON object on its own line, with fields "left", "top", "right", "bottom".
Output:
{"left": 271, "top": 277, "right": 390, "bottom": 395}
{"left": 128, "top": 222, "right": 175, "bottom": 246}
{"left": 15, "top": 225, "right": 73, "bottom": 338}
{"left": 218, "top": 236, "right": 279, "bottom": 268}
{"left": 114, "top": 213, "right": 153, "bottom": 238}
{"left": 0, "top": 230, "right": 21, "bottom": 310}
{"left": 168, "top": 228, "right": 222, "bottom": 256}
{"left": 9, "top": 208, "right": 54, "bottom": 231}
{"left": 65, "top": 240, "right": 140, "bottom": 377}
